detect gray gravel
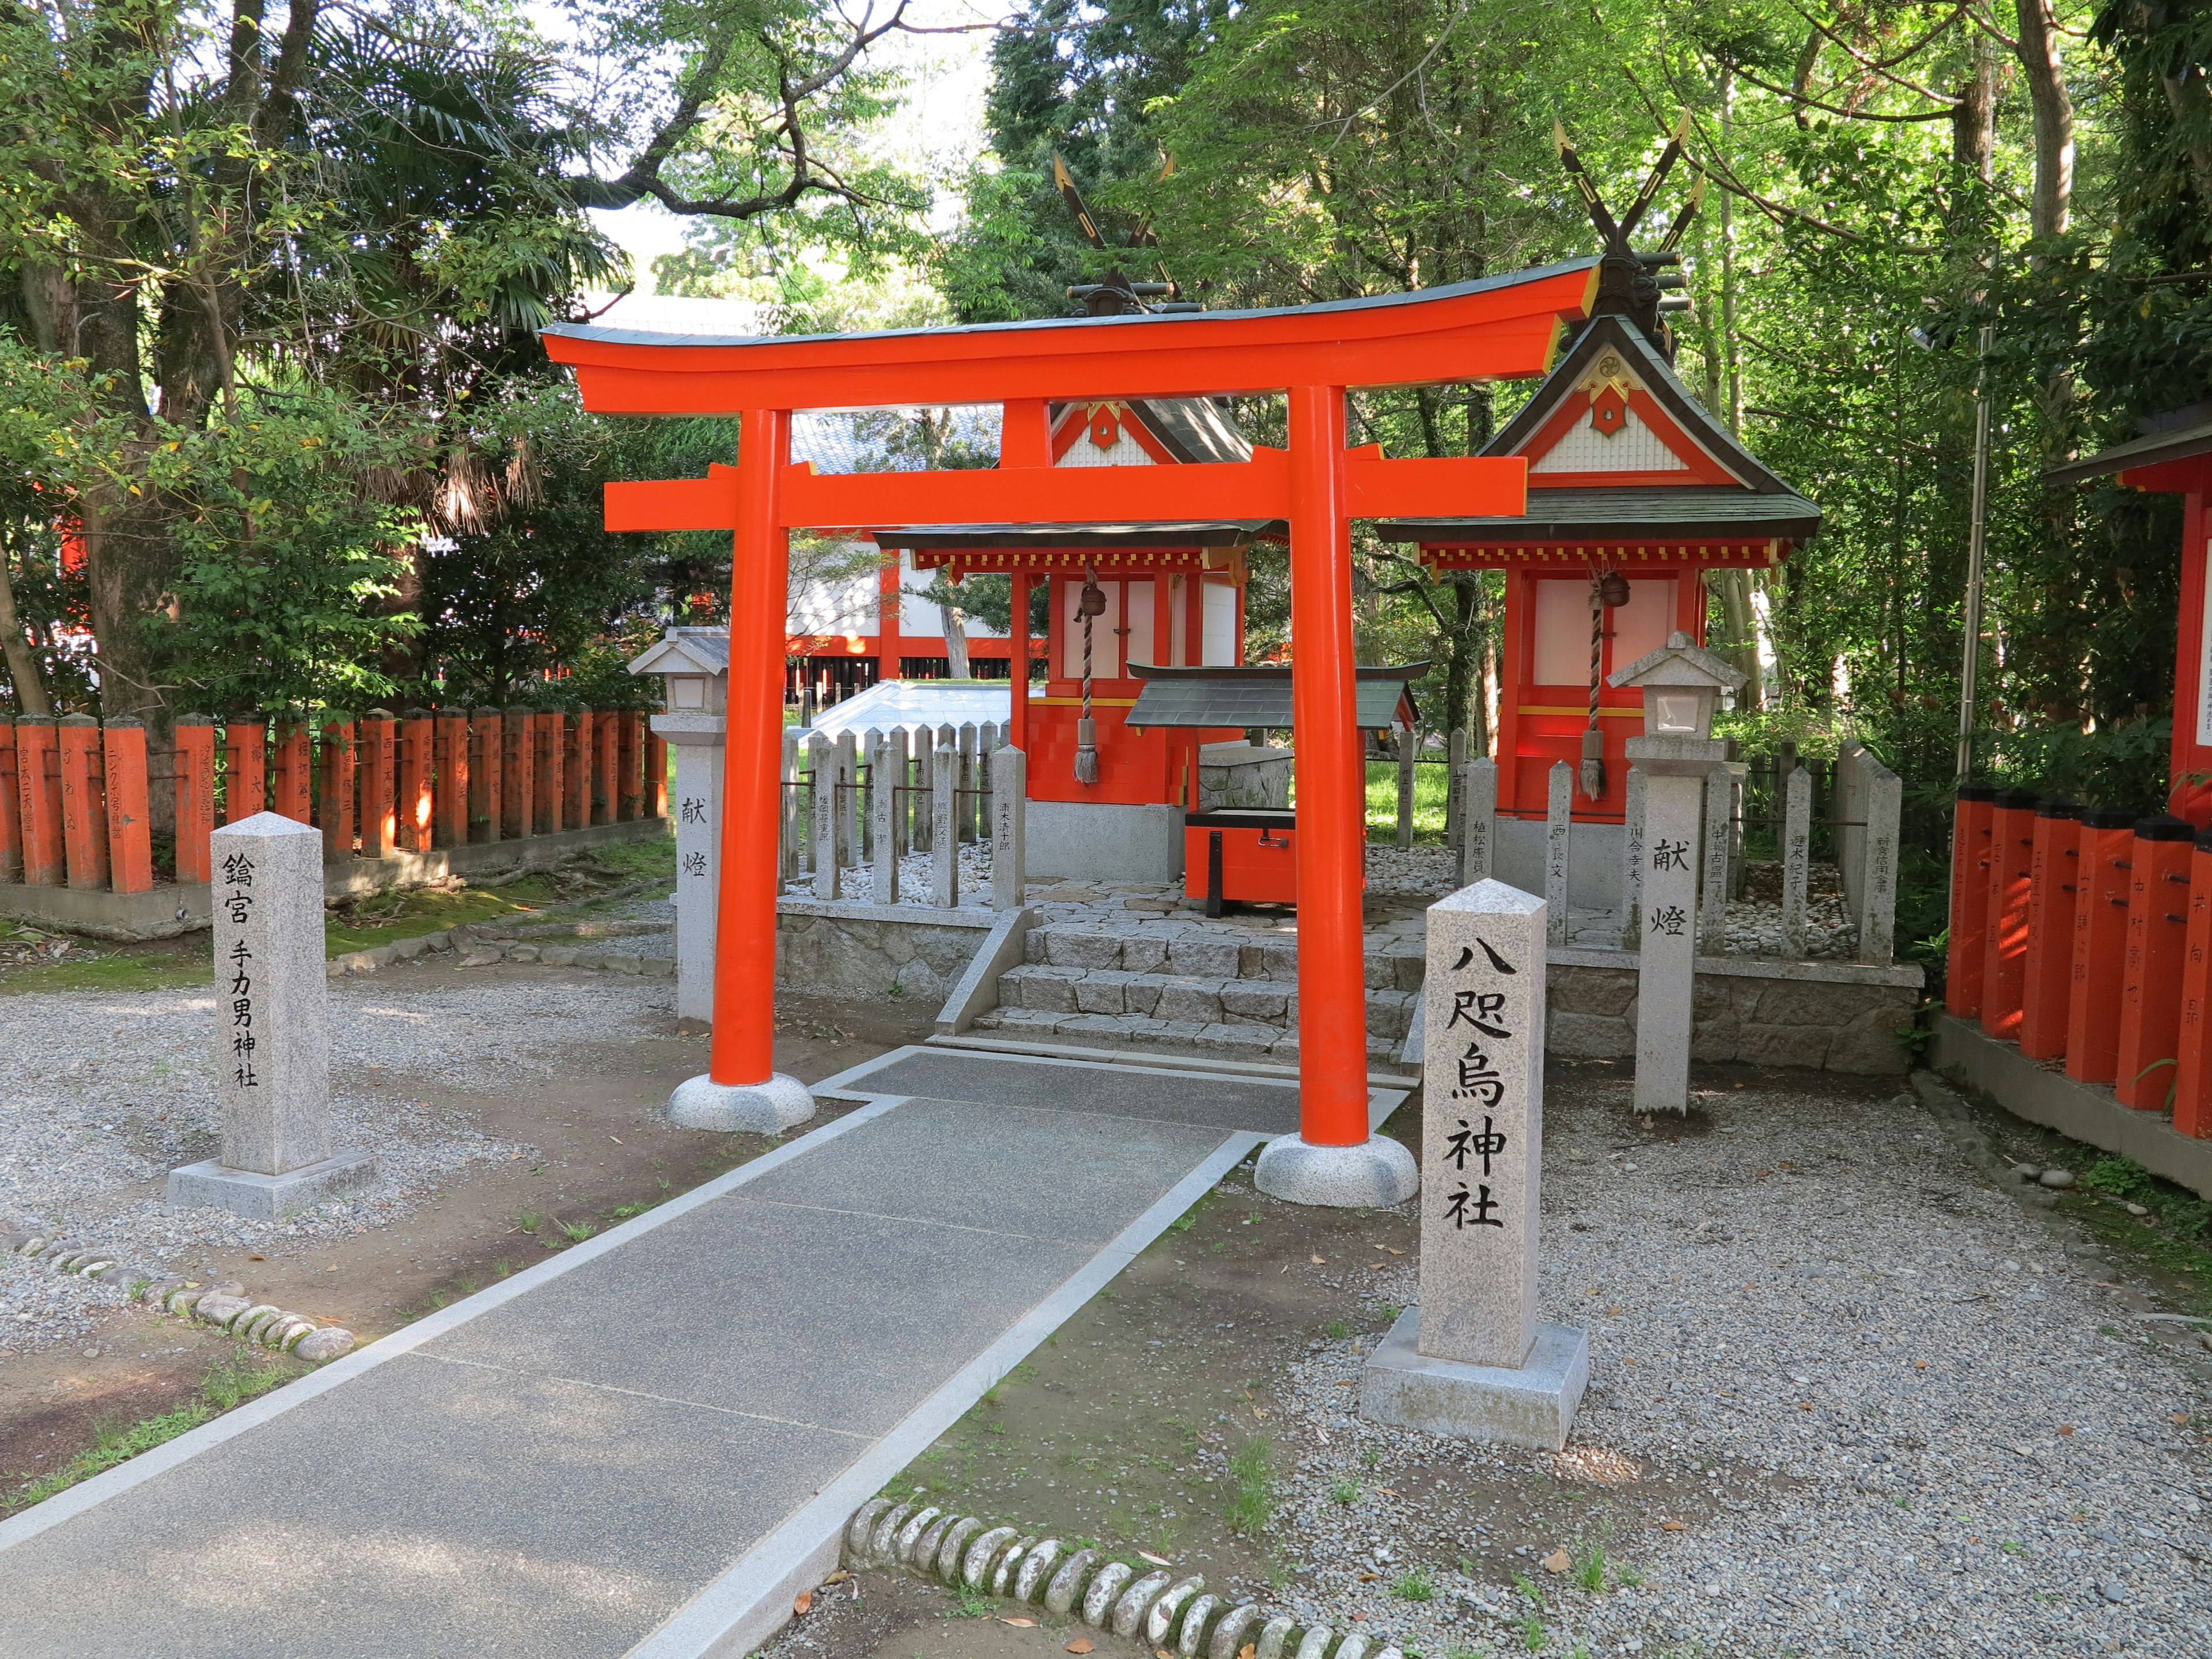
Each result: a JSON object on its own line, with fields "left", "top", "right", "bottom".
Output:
{"left": 1263, "top": 1077, "right": 2212, "bottom": 1656}
{"left": 0, "top": 970, "right": 674, "bottom": 1353}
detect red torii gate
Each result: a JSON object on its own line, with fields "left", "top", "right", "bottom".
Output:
{"left": 542, "top": 258, "right": 1598, "bottom": 1200}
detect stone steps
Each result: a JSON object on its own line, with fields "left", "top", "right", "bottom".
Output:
{"left": 978, "top": 920, "right": 1426, "bottom": 1062}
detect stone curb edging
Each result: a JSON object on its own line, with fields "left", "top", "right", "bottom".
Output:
{"left": 839, "top": 1498, "right": 1402, "bottom": 1659}
{"left": 1, "top": 1226, "right": 355, "bottom": 1363}
{"left": 325, "top": 918, "right": 676, "bottom": 979}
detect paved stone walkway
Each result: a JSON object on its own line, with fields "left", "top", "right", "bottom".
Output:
{"left": 0, "top": 1055, "right": 1304, "bottom": 1659}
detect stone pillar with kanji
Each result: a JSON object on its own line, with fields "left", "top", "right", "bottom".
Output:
{"left": 1608, "top": 632, "right": 1747, "bottom": 1115}
{"left": 630, "top": 628, "right": 732, "bottom": 1032}
{"left": 1361, "top": 877, "right": 1588, "bottom": 1449}
{"left": 166, "top": 814, "right": 376, "bottom": 1218}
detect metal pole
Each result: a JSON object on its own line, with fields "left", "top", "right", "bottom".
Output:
{"left": 1956, "top": 323, "right": 1994, "bottom": 786}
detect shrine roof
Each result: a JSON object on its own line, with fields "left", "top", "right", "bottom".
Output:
{"left": 2046, "top": 404, "right": 2212, "bottom": 486}
{"left": 1374, "top": 486, "right": 1817, "bottom": 545}
{"left": 874, "top": 520, "right": 1275, "bottom": 550}
{"left": 1127, "top": 662, "right": 1422, "bottom": 731}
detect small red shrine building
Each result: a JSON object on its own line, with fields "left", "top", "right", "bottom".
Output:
{"left": 1380, "top": 313, "right": 1819, "bottom": 828}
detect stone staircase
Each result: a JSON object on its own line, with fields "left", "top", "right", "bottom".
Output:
{"left": 970, "top": 918, "right": 1424, "bottom": 1063}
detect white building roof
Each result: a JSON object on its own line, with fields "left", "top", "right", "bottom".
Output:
{"left": 805, "top": 679, "right": 1012, "bottom": 738}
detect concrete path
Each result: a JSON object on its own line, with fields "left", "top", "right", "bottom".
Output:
{"left": 0, "top": 1049, "right": 1368, "bottom": 1659}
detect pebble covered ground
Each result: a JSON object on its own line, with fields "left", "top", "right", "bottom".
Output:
{"left": 789, "top": 842, "right": 1859, "bottom": 959}
{"left": 1262, "top": 1073, "right": 2212, "bottom": 1657}
{"left": 0, "top": 973, "right": 673, "bottom": 1353}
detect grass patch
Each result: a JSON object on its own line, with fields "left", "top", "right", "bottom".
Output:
{"left": 1331, "top": 1476, "right": 1361, "bottom": 1506}
{"left": 1225, "top": 1436, "right": 1275, "bottom": 1534}
{"left": 7, "top": 1348, "right": 293, "bottom": 1512}
{"left": 0, "top": 945, "right": 211, "bottom": 997}
{"left": 2056, "top": 1153, "right": 2212, "bottom": 1316}
{"left": 323, "top": 881, "right": 556, "bottom": 955}
{"left": 1393, "top": 1566, "right": 1436, "bottom": 1601}
{"left": 1364, "top": 756, "right": 1450, "bottom": 845}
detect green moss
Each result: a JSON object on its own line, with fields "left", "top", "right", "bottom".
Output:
{"left": 0, "top": 947, "right": 211, "bottom": 996}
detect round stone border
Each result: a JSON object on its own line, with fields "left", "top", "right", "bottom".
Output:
{"left": 839, "top": 1496, "right": 1403, "bottom": 1659}
{"left": 2, "top": 1224, "right": 355, "bottom": 1363}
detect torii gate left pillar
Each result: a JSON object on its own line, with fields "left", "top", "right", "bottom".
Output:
{"left": 543, "top": 259, "right": 1599, "bottom": 1189}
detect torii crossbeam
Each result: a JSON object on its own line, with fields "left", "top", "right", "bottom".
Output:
{"left": 542, "top": 259, "right": 1599, "bottom": 1203}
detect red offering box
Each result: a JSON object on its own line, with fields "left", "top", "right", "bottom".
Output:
{"left": 1185, "top": 809, "right": 1300, "bottom": 906}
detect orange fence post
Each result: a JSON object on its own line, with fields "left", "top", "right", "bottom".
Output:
{"left": 2068, "top": 808, "right": 2139, "bottom": 1086}
{"left": 15, "top": 716, "right": 60, "bottom": 886}
{"left": 471, "top": 708, "right": 502, "bottom": 843}
{"left": 534, "top": 710, "right": 560, "bottom": 835}
{"left": 564, "top": 710, "right": 590, "bottom": 829}
{"left": 2116, "top": 815, "right": 2196, "bottom": 1108}
{"left": 225, "top": 718, "right": 266, "bottom": 823}
{"left": 618, "top": 710, "right": 643, "bottom": 821}
{"left": 1979, "top": 788, "right": 2037, "bottom": 1039}
{"left": 1946, "top": 785, "right": 1995, "bottom": 1020}
{"left": 502, "top": 707, "right": 532, "bottom": 839}
{"left": 2176, "top": 827, "right": 2212, "bottom": 1135}
{"left": 319, "top": 715, "right": 356, "bottom": 856}
{"left": 433, "top": 707, "right": 468, "bottom": 849}
{"left": 100, "top": 716, "right": 153, "bottom": 895}
{"left": 359, "top": 710, "right": 396, "bottom": 858}
{"left": 398, "top": 709, "right": 433, "bottom": 853}
{"left": 56, "top": 714, "right": 109, "bottom": 890}
{"left": 173, "top": 714, "right": 217, "bottom": 884}
{"left": 646, "top": 729, "right": 669, "bottom": 820}
{"left": 593, "top": 709, "right": 618, "bottom": 824}
{"left": 0, "top": 718, "right": 19, "bottom": 882}
{"left": 2018, "top": 798, "right": 2080, "bottom": 1061}
{"left": 271, "top": 717, "right": 312, "bottom": 823}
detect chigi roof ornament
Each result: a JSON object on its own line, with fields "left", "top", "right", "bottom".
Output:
{"left": 1552, "top": 115, "right": 1706, "bottom": 359}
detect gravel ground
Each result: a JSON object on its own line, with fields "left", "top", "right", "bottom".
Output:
{"left": 0, "top": 972, "right": 674, "bottom": 1353}
{"left": 1261, "top": 1075, "right": 2212, "bottom": 1657}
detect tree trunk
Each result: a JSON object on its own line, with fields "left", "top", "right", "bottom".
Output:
{"left": 0, "top": 536, "right": 51, "bottom": 715}
{"left": 2014, "top": 0, "right": 2075, "bottom": 238}
{"left": 944, "top": 607, "right": 971, "bottom": 678}
{"left": 1953, "top": 43, "right": 1998, "bottom": 184}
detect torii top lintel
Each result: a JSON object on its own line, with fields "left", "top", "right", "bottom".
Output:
{"left": 542, "top": 260, "right": 1598, "bottom": 413}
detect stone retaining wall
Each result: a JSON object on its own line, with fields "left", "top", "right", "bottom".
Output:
{"left": 775, "top": 897, "right": 998, "bottom": 1006}
{"left": 1547, "top": 954, "right": 1919, "bottom": 1073}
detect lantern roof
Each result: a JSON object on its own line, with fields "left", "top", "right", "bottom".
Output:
{"left": 1608, "top": 630, "right": 1746, "bottom": 691}
{"left": 627, "top": 626, "right": 730, "bottom": 679}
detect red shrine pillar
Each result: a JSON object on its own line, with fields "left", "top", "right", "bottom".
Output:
{"left": 2115, "top": 815, "right": 2196, "bottom": 1108}
{"left": 2018, "top": 799, "right": 2080, "bottom": 1062}
{"left": 1258, "top": 384, "right": 1414, "bottom": 1202}
{"left": 686, "top": 408, "right": 813, "bottom": 1131}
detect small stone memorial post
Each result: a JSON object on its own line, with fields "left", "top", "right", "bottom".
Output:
{"left": 992, "top": 745, "right": 1027, "bottom": 910}
{"left": 630, "top": 628, "right": 729, "bottom": 1023}
{"left": 931, "top": 733, "right": 960, "bottom": 907}
{"left": 1457, "top": 756, "right": 1496, "bottom": 886}
{"left": 1607, "top": 632, "right": 1745, "bottom": 1116}
{"left": 868, "top": 728, "right": 899, "bottom": 904}
{"left": 166, "top": 815, "right": 375, "bottom": 1218}
{"left": 1544, "top": 761, "right": 1572, "bottom": 945}
{"left": 810, "top": 730, "right": 841, "bottom": 900}
{"left": 1360, "top": 877, "right": 1587, "bottom": 1449}
{"left": 1617, "top": 765, "right": 1646, "bottom": 950}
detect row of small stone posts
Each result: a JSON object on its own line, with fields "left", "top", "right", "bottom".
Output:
{"left": 0, "top": 707, "right": 662, "bottom": 893}
{"left": 781, "top": 721, "right": 1022, "bottom": 908}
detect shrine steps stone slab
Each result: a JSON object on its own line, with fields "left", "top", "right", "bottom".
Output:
{"left": 0, "top": 1088, "right": 1261, "bottom": 1659}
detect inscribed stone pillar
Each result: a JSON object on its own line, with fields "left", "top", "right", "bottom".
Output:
{"left": 1445, "top": 728, "right": 1468, "bottom": 846}
{"left": 1544, "top": 762, "right": 1572, "bottom": 946}
{"left": 891, "top": 726, "right": 911, "bottom": 858}
{"left": 1632, "top": 763, "right": 1706, "bottom": 1116}
{"left": 1618, "top": 766, "right": 1646, "bottom": 950}
{"left": 912, "top": 730, "right": 934, "bottom": 853}
{"left": 658, "top": 710, "right": 724, "bottom": 1023}
{"left": 869, "top": 728, "right": 899, "bottom": 905}
{"left": 992, "top": 745, "right": 1027, "bottom": 910}
{"left": 932, "top": 734, "right": 960, "bottom": 908}
{"left": 1699, "top": 764, "right": 1733, "bottom": 956}
{"left": 1458, "top": 757, "right": 1496, "bottom": 886}
{"left": 978, "top": 721, "right": 997, "bottom": 841}
{"left": 957, "top": 722, "right": 978, "bottom": 843}
{"left": 810, "top": 731, "right": 840, "bottom": 901}
{"left": 1859, "top": 765, "right": 1902, "bottom": 965}
{"left": 836, "top": 729, "right": 859, "bottom": 869}
{"left": 1396, "top": 727, "right": 1418, "bottom": 848}
{"left": 1781, "top": 766, "right": 1812, "bottom": 957}
{"left": 780, "top": 726, "right": 805, "bottom": 882}
{"left": 1359, "top": 877, "right": 1588, "bottom": 1448}
{"left": 166, "top": 814, "right": 374, "bottom": 1219}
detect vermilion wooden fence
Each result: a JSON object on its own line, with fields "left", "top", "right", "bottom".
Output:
{"left": 1949, "top": 787, "right": 2212, "bottom": 1136}
{"left": 0, "top": 709, "right": 664, "bottom": 896}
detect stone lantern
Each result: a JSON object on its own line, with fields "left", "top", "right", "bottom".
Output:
{"left": 1607, "top": 631, "right": 1745, "bottom": 1114}
{"left": 629, "top": 626, "right": 730, "bottom": 1024}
